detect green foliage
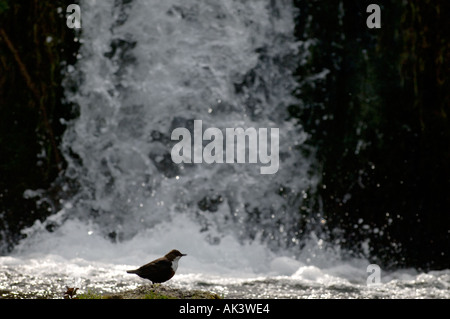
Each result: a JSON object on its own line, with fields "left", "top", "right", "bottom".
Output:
{"left": 0, "top": 0, "right": 9, "bottom": 15}
{"left": 143, "top": 291, "right": 176, "bottom": 299}
{"left": 76, "top": 290, "right": 103, "bottom": 299}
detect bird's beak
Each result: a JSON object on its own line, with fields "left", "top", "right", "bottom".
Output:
{"left": 182, "top": 253, "right": 187, "bottom": 256}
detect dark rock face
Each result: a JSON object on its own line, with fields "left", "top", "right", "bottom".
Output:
{"left": 292, "top": 0, "right": 450, "bottom": 270}
{"left": 0, "top": 0, "right": 80, "bottom": 251}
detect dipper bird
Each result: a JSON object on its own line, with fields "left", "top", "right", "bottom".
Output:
{"left": 126, "top": 249, "right": 187, "bottom": 284}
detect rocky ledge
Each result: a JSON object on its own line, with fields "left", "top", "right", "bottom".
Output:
{"left": 76, "top": 285, "right": 222, "bottom": 299}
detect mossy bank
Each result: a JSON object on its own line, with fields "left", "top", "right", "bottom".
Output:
{"left": 76, "top": 285, "right": 222, "bottom": 300}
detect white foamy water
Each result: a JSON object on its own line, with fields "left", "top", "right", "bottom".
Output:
{"left": 0, "top": 0, "right": 448, "bottom": 299}
{"left": 1, "top": 215, "right": 449, "bottom": 299}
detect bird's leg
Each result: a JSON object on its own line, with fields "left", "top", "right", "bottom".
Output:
{"left": 149, "top": 282, "right": 161, "bottom": 290}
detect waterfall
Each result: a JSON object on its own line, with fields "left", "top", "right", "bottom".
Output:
{"left": 17, "top": 0, "right": 317, "bottom": 269}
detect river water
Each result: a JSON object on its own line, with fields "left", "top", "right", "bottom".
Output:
{"left": 0, "top": 216, "right": 448, "bottom": 298}
{"left": 0, "top": 0, "right": 448, "bottom": 299}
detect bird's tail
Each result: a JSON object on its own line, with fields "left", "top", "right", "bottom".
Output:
{"left": 126, "top": 269, "right": 138, "bottom": 274}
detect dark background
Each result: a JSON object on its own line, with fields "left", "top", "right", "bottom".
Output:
{"left": 0, "top": 0, "right": 449, "bottom": 270}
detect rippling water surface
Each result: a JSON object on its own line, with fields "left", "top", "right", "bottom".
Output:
{"left": 1, "top": 256, "right": 448, "bottom": 299}
{"left": 0, "top": 217, "right": 448, "bottom": 299}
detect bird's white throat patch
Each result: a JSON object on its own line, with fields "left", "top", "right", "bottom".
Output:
{"left": 171, "top": 256, "right": 181, "bottom": 272}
